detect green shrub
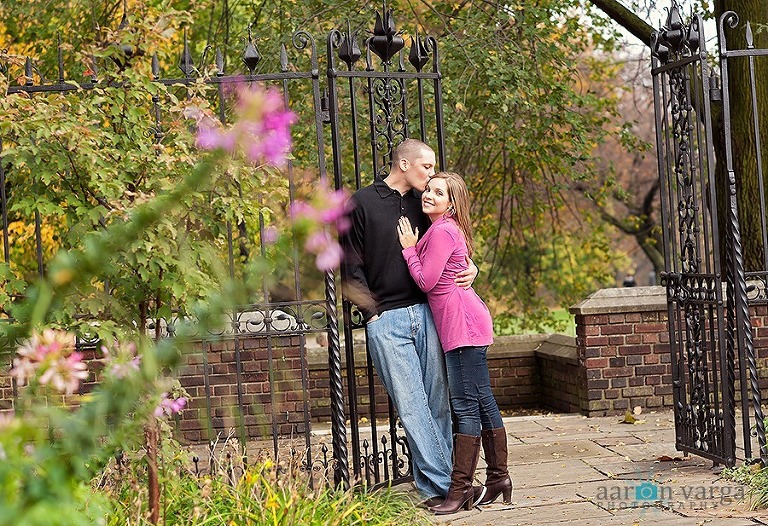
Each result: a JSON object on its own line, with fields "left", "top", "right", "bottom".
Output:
{"left": 98, "top": 434, "right": 431, "bottom": 526}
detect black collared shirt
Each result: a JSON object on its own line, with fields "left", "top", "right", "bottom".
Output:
{"left": 341, "top": 180, "right": 432, "bottom": 321}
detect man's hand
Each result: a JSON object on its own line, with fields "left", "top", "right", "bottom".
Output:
{"left": 368, "top": 314, "right": 380, "bottom": 323}
{"left": 454, "top": 255, "right": 478, "bottom": 289}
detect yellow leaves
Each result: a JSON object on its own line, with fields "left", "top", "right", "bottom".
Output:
{"left": 1, "top": 221, "right": 62, "bottom": 278}
{"left": 620, "top": 406, "right": 646, "bottom": 425}
{"left": 51, "top": 267, "right": 75, "bottom": 286}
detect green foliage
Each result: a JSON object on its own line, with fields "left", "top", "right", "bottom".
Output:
{"left": 0, "top": 0, "right": 635, "bottom": 331}
{"left": 0, "top": 3, "right": 292, "bottom": 327}
{"left": 421, "top": 0, "right": 626, "bottom": 327}
{"left": 99, "top": 439, "right": 431, "bottom": 526}
{"left": 0, "top": 355, "right": 165, "bottom": 525}
{"left": 722, "top": 462, "right": 768, "bottom": 510}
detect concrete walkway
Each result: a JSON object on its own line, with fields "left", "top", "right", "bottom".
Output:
{"left": 426, "top": 410, "right": 768, "bottom": 525}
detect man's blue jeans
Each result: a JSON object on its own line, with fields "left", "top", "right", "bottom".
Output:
{"left": 445, "top": 346, "right": 504, "bottom": 436}
{"left": 366, "top": 303, "right": 453, "bottom": 498}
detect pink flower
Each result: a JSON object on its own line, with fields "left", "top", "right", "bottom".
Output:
{"left": 315, "top": 242, "right": 343, "bottom": 271}
{"left": 289, "top": 182, "right": 351, "bottom": 271}
{"left": 38, "top": 352, "right": 88, "bottom": 395}
{"left": 10, "top": 329, "right": 85, "bottom": 394}
{"left": 319, "top": 190, "right": 351, "bottom": 225}
{"left": 196, "top": 121, "right": 236, "bottom": 152}
{"left": 290, "top": 201, "right": 317, "bottom": 221}
{"left": 262, "top": 226, "right": 278, "bottom": 245}
{"left": 304, "top": 231, "right": 343, "bottom": 271}
{"left": 102, "top": 341, "right": 141, "bottom": 379}
{"left": 305, "top": 230, "right": 331, "bottom": 252}
{"left": 154, "top": 392, "right": 187, "bottom": 418}
{"left": 191, "top": 83, "right": 296, "bottom": 167}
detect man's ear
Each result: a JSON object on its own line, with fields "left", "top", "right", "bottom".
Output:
{"left": 398, "top": 158, "right": 409, "bottom": 172}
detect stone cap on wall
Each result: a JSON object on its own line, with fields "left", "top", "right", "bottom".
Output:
{"left": 306, "top": 332, "right": 577, "bottom": 368}
{"left": 569, "top": 286, "right": 667, "bottom": 315}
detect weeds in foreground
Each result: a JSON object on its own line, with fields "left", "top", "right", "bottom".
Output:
{"left": 722, "top": 462, "right": 768, "bottom": 510}
{"left": 97, "top": 433, "right": 431, "bottom": 526}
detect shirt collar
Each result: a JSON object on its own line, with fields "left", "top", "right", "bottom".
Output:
{"left": 374, "top": 179, "right": 419, "bottom": 199}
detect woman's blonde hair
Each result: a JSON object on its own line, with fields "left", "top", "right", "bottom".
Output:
{"left": 428, "top": 172, "right": 475, "bottom": 256}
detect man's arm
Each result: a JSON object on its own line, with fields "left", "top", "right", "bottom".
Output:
{"left": 340, "top": 200, "right": 378, "bottom": 321}
{"left": 454, "top": 255, "right": 478, "bottom": 289}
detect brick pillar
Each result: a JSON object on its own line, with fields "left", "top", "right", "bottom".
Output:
{"left": 570, "top": 286, "right": 671, "bottom": 416}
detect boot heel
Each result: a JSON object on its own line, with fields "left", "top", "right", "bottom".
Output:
{"left": 502, "top": 485, "right": 513, "bottom": 504}
{"left": 463, "top": 496, "right": 474, "bottom": 510}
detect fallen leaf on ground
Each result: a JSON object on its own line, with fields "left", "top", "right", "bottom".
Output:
{"left": 657, "top": 455, "right": 684, "bottom": 461}
{"left": 620, "top": 411, "right": 636, "bottom": 424}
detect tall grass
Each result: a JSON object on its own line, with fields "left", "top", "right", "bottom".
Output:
{"left": 97, "top": 435, "right": 431, "bottom": 526}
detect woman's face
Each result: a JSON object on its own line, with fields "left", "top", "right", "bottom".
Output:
{"left": 421, "top": 177, "right": 451, "bottom": 221}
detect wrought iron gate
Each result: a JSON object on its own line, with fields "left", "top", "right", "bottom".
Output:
{"left": 0, "top": 4, "right": 445, "bottom": 488}
{"left": 652, "top": 3, "right": 768, "bottom": 467}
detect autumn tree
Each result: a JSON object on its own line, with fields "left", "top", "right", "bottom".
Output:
{"left": 1, "top": 0, "right": 646, "bottom": 331}
{"left": 588, "top": 0, "right": 768, "bottom": 271}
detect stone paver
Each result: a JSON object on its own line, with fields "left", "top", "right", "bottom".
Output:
{"left": 425, "top": 410, "right": 768, "bottom": 526}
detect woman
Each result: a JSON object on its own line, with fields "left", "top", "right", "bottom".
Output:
{"left": 397, "top": 172, "right": 513, "bottom": 515}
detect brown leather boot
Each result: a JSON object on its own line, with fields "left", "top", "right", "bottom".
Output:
{"left": 478, "top": 427, "right": 513, "bottom": 505}
{"left": 429, "top": 434, "right": 482, "bottom": 515}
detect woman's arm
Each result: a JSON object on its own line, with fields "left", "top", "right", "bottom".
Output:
{"left": 398, "top": 218, "right": 454, "bottom": 292}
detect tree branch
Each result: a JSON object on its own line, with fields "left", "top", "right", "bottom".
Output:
{"left": 587, "top": 0, "right": 655, "bottom": 48}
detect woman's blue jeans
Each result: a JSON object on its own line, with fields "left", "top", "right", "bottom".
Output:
{"left": 445, "top": 345, "right": 504, "bottom": 436}
{"left": 365, "top": 303, "right": 453, "bottom": 498}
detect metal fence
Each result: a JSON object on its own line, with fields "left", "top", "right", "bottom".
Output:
{"left": 652, "top": 2, "right": 768, "bottom": 467}
{"left": 0, "top": 3, "right": 447, "bottom": 489}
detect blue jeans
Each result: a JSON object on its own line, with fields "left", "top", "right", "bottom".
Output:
{"left": 445, "top": 346, "right": 504, "bottom": 436}
{"left": 366, "top": 303, "right": 453, "bottom": 498}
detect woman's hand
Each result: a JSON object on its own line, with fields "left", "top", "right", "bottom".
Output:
{"left": 397, "top": 216, "right": 419, "bottom": 249}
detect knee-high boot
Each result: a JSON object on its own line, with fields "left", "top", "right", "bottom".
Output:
{"left": 429, "top": 434, "right": 482, "bottom": 515}
{"left": 478, "top": 427, "right": 513, "bottom": 505}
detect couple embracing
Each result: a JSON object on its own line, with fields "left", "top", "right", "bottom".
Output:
{"left": 342, "top": 139, "right": 513, "bottom": 515}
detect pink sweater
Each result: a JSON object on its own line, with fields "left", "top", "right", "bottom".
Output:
{"left": 402, "top": 216, "right": 493, "bottom": 352}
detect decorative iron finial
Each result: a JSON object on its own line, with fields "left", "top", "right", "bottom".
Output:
{"left": 686, "top": 19, "right": 700, "bottom": 51}
{"left": 338, "top": 20, "right": 361, "bottom": 69}
{"left": 243, "top": 24, "right": 261, "bottom": 73}
{"left": 369, "top": 2, "right": 404, "bottom": 63}
{"left": 57, "top": 33, "right": 65, "bottom": 83}
{"left": 24, "top": 57, "right": 33, "bottom": 85}
{"left": 663, "top": 4, "right": 685, "bottom": 53}
{"left": 215, "top": 47, "right": 225, "bottom": 76}
{"left": 151, "top": 52, "right": 160, "bottom": 80}
{"left": 280, "top": 43, "right": 288, "bottom": 72}
{"left": 118, "top": 0, "right": 128, "bottom": 30}
{"left": 179, "top": 30, "right": 194, "bottom": 76}
{"left": 408, "top": 30, "right": 428, "bottom": 72}
{"left": 88, "top": 54, "right": 99, "bottom": 83}
{"left": 651, "top": 32, "right": 670, "bottom": 63}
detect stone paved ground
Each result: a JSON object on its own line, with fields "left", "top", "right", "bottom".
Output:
{"left": 420, "top": 410, "right": 768, "bottom": 526}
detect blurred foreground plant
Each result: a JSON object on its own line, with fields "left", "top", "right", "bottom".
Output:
{"left": 0, "top": 77, "right": 341, "bottom": 525}
{"left": 98, "top": 437, "right": 431, "bottom": 526}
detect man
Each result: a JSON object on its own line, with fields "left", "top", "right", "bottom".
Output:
{"left": 342, "top": 138, "right": 477, "bottom": 503}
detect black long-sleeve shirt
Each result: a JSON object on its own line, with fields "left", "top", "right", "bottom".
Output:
{"left": 341, "top": 180, "right": 432, "bottom": 321}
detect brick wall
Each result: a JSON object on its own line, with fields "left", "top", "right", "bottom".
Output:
{"left": 571, "top": 286, "right": 673, "bottom": 416}
{"left": 13, "top": 286, "right": 763, "bottom": 434}
{"left": 0, "top": 333, "right": 565, "bottom": 443}
{"left": 569, "top": 286, "right": 768, "bottom": 416}
{"left": 536, "top": 334, "right": 583, "bottom": 413}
